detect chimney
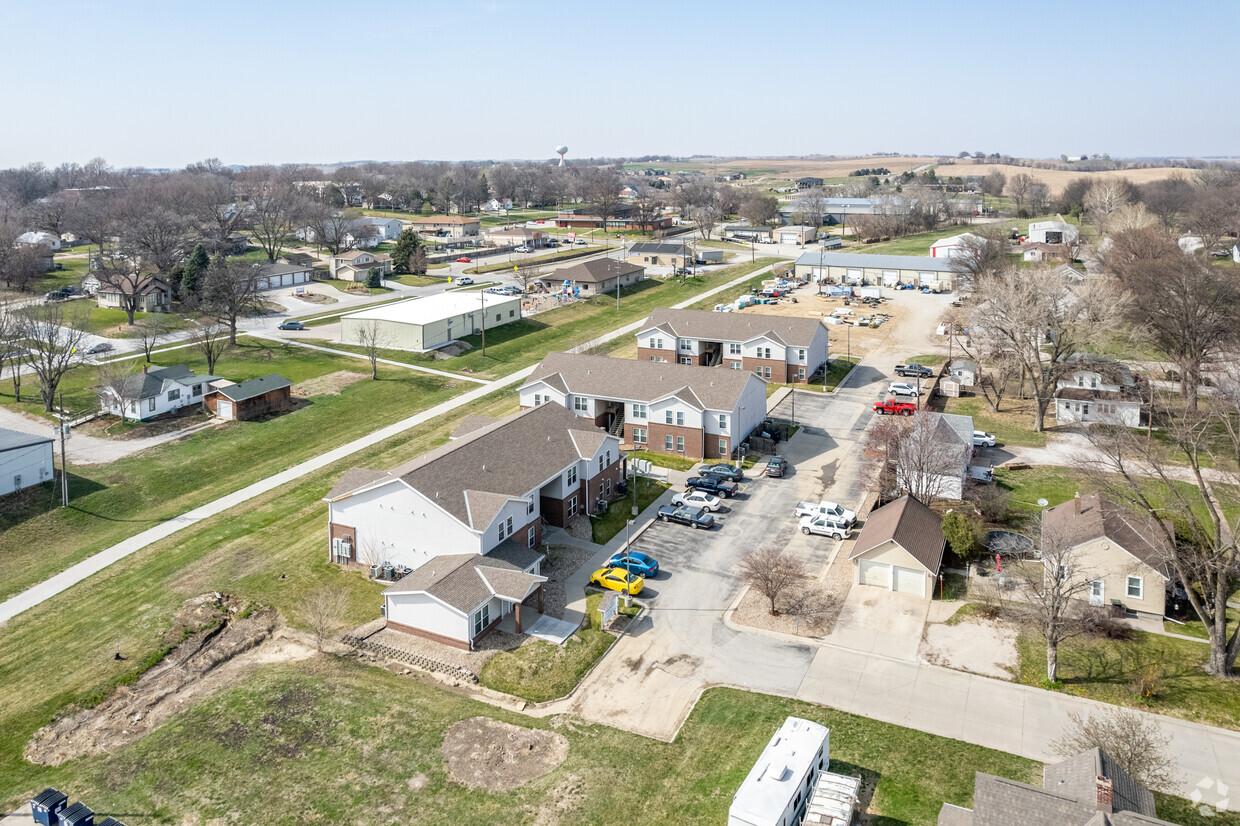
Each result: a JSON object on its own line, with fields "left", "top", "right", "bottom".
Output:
{"left": 1074, "top": 491, "right": 1081, "bottom": 515}
{"left": 142, "top": 364, "right": 148, "bottom": 374}
{"left": 1095, "top": 775, "right": 1113, "bottom": 813}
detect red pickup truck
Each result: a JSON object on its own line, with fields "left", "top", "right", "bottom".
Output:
{"left": 873, "top": 398, "right": 915, "bottom": 416}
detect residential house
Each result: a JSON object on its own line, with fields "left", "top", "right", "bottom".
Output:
{"left": 17, "top": 230, "right": 61, "bottom": 251}
{"left": 637, "top": 307, "right": 829, "bottom": 383}
{"left": 1027, "top": 219, "right": 1080, "bottom": 245}
{"left": 947, "top": 359, "right": 977, "bottom": 387}
{"left": 794, "top": 177, "right": 824, "bottom": 190}
{"left": 626, "top": 241, "right": 692, "bottom": 270}
{"left": 407, "top": 216, "right": 481, "bottom": 238}
{"left": 728, "top": 717, "right": 832, "bottom": 826}
{"left": 485, "top": 227, "right": 549, "bottom": 248}
{"left": 297, "top": 220, "right": 381, "bottom": 249}
{"left": 95, "top": 276, "right": 172, "bottom": 313}
{"left": 0, "top": 428, "right": 55, "bottom": 497}
{"left": 538, "top": 258, "right": 645, "bottom": 295}
{"left": 329, "top": 250, "right": 393, "bottom": 282}
{"left": 322, "top": 403, "right": 623, "bottom": 649}
{"left": 1054, "top": 354, "right": 1142, "bottom": 427}
{"left": 1021, "top": 242, "right": 1070, "bottom": 263}
{"left": 929, "top": 232, "right": 983, "bottom": 258}
{"left": 619, "top": 186, "right": 637, "bottom": 198}
{"left": 774, "top": 225, "right": 817, "bottom": 245}
{"left": 98, "top": 364, "right": 220, "bottom": 421}
{"left": 793, "top": 251, "right": 956, "bottom": 291}
{"left": 520, "top": 352, "right": 769, "bottom": 461}
{"left": 254, "top": 261, "right": 314, "bottom": 290}
{"left": 203, "top": 374, "right": 292, "bottom": 421}
{"left": 891, "top": 412, "right": 974, "bottom": 502}
{"left": 365, "top": 216, "right": 405, "bottom": 241}
{"left": 1040, "top": 492, "right": 1171, "bottom": 618}
{"left": 937, "top": 748, "right": 1174, "bottom": 825}
{"left": 483, "top": 197, "right": 514, "bottom": 212}
{"left": 722, "top": 224, "right": 774, "bottom": 243}
{"left": 849, "top": 495, "right": 945, "bottom": 598}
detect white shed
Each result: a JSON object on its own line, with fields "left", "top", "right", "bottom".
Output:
{"left": 1027, "top": 220, "right": 1079, "bottom": 245}
{"left": 929, "top": 233, "right": 983, "bottom": 258}
{"left": 0, "top": 428, "right": 55, "bottom": 496}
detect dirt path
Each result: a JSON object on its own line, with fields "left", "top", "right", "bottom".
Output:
{"left": 0, "top": 404, "right": 222, "bottom": 465}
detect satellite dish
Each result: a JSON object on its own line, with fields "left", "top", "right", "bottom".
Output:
{"left": 1036, "top": 498, "right": 1049, "bottom": 508}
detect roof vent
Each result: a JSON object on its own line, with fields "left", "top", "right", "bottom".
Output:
{"left": 482, "top": 464, "right": 487, "bottom": 471}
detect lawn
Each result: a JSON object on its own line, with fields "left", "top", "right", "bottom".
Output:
{"left": 0, "top": 339, "right": 469, "bottom": 602}
{"left": 392, "top": 273, "right": 449, "bottom": 287}
{"left": 592, "top": 476, "right": 670, "bottom": 544}
{"left": 943, "top": 396, "right": 1049, "bottom": 448}
{"left": 907, "top": 354, "right": 947, "bottom": 366}
{"left": 15, "top": 303, "right": 197, "bottom": 339}
{"left": 315, "top": 277, "right": 391, "bottom": 295}
{"left": 631, "top": 449, "right": 698, "bottom": 472}
{"left": 478, "top": 628, "right": 615, "bottom": 703}
{"left": 843, "top": 225, "right": 986, "bottom": 257}
{"left": 1165, "top": 604, "right": 1239, "bottom": 641}
{"left": 1014, "top": 626, "right": 1240, "bottom": 731}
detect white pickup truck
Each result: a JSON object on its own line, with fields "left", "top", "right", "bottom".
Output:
{"left": 793, "top": 500, "right": 857, "bottom": 526}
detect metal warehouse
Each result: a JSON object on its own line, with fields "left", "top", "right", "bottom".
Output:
{"left": 339, "top": 292, "right": 523, "bottom": 352}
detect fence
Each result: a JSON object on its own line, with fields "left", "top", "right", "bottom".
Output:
{"left": 426, "top": 245, "right": 515, "bottom": 265}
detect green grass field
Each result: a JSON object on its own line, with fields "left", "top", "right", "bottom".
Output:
{"left": 943, "top": 397, "right": 1049, "bottom": 448}
{"left": 591, "top": 476, "right": 670, "bottom": 544}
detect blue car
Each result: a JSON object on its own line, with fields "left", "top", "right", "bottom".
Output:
{"left": 606, "top": 551, "right": 659, "bottom": 577}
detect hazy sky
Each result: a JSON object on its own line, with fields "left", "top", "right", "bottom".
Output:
{"left": 1, "top": 0, "right": 1235, "bottom": 169}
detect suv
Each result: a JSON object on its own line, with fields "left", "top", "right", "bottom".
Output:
{"left": 684, "top": 475, "right": 737, "bottom": 498}
{"left": 799, "top": 515, "right": 851, "bottom": 539}
{"left": 894, "top": 363, "right": 933, "bottom": 378}
{"left": 887, "top": 382, "right": 919, "bottom": 397}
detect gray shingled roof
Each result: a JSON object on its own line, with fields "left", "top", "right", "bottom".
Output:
{"left": 325, "top": 467, "right": 390, "bottom": 500}
{"left": 1044, "top": 749, "right": 1157, "bottom": 819}
{"left": 522, "top": 352, "right": 759, "bottom": 411}
{"left": 849, "top": 495, "right": 945, "bottom": 575}
{"left": 793, "top": 251, "right": 956, "bottom": 272}
{"left": 451, "top": 414, "right": 499, "bottom": 439}
{"left": 0, "top": 427, "right": 53, "bottom": 452}
{"left": 209, "top": 374, "right": 290, "bottom": 402}
{"left": 640, "top": 307, "right": 826, "bottom": 348}
{"left": 1061, "top": 353, "right": 1136, "bottom": 387}
{"left": 936, "top": 803, "right": 974, "bottom": 826}
{"left": 259, "top": 262, "right": 312, "bottom": 276}
{"left": 1041, "top": 493, "right": 1172, "bottom": 578}
{"left": 118, "top": 364, "right": 199, "bottom": 400}
{"left": 554, "top": 258, "right": 645, "bottom": 284}
{"left": 629, "top": 242, "right": 689, "bottom": 255}
{"left": 382, "top": 548, "right": 546, "bottom": 614}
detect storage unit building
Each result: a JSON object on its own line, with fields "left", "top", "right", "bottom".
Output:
{"left": 776, "top": 225, "right": 817, "bottom": 245}
{"left": 1, "top": 428, "right": 56, "bottom": 496}
{"left": 793, "top": 251, "right": 956, "bottom": 291}
{"left": 340, "top": 292, "right": 522, "bottom": 352}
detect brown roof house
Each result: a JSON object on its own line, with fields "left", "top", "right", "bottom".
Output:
{"left": 329, "top": 249, "right": 392, "bottom": 282}
{"left": 203, "top": 374, "right": 292, "bottom": 421}
{"left": 1041, "top": 492, "right": 1172, "bottom": 618}
{"left": 321, "top": 403, "right": 624, "bottom": 650}
{"left": 848, "top": 495, "right": 945, "bottom": 598}
{"left": 938, "top": 747, "right": 1173, "bottom": 825}
{"left": 407, "top": 215, "right": 481, "bottom": 238}
{"left": 96, "top": 275, "right": 172, "bottom": 313}
{"left": 539, "top": 258, "right": 645, "bottom": 295}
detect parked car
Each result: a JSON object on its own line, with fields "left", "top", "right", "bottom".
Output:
{"left": 973, "top": 430, "right": 997, "bottom": 447}
{"left": 670, "top": 490, "right": 723, "bottom": 512}
{"left": 85, "top": 342, "right": 114, "bottom": 355}
{"left": 684, "top": 475, "right": 737, "bottom": 498}
{"left": 794, "top": 499, "right": 856, "bottom": 526}
{"left": 799, "top": 515, "right": 851, "bottom": 539}
{"left": 873, "top": 398, "right": 916, "bottom": 416}
{"left": 574, "top": 239, "right": 588, "bottom": 246}
{"left": 455, "top": 276, "right": 474, "bottom": 284}
{"left": 606, "top": 551, "right": 659, "bottom": 577}
{"left": 500, "top": 285, "right": 522, "bottom": 295}
{"left": 764, "top": 456, "right": 787, "bottom": 478}
{"left": 277, "top": 320, "right": 305, "bottom": 331}
{"left": 698, "top": 463, "right": 743, "bottom": 482}
{"left": 887, "top": 382, "right": 919, "bottom": 397}
{"left": 589, "top": 566, "right": 645, "bottom": 595}
{"left": 456, "top": 257, "right": 472, "bottom": 264}
{"left": 514, "top": 245, "right": 532, "bottom": 253}
{"left": 894, "top": 363, "right": 934, "bottom": 378}
{"left": 657, "top": 505, "right": 715, "bottom": 529}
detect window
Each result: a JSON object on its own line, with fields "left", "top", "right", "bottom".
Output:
{"left": 573, "top": 396, "right": 588, "bottom": 412}
{"left": 798, "top": 367, "right": 806, "bottom": 379}
{"left": 527, "top": 498, "right": 535, "bottom": 515}
{"left": 1077, "top": 377, "right": 1084, "bottom": 387}
{"left": 679, "top": 338, "right": 693, "bottom": 351}
{"left": 1082, "top": 404, "right": 1090, "bottom": 416}
{"left": 168, "top": 389, "right": 180, "bottom": 402}
{"left": 632, "top": 403, "right": 646, "bottom": 418}
{"left": 598, "top": 480, "right": 604, "bottom": 498}
{"left": 654, "top": 337, "right": 663, "bottom": 349}
{"left": 718, "top": 414, "right": 727, "bottom": 429}
{"left": 567, "top": 495, "right": 577, "bottom": 518}
{"left": 497, "top": 523, "right": 505, "bottom": 542}
{"left": 566, "top": 466, "right": 578, "bottom": 485}
{"left": 633, "top": 427, "right": 647, "bottom": 444}
{"left": 533, "top": 394, "right": 542, "bottom": 406}
{"left": 506, "top": 516, "right": 513, "bottom": 535}
{"left": 798, "top": 349, "right": 806, "bottom": 360}
{"left": 149, "top": 397, "right": 156, "bottom": 412}
{"left": 598, "top": 456, "right": 604, "bottom": 474}
{"left": 665, "top": 410, "right": 674, "bottom": 425}
{"left": 1127, "top": 576, "right": 1144, "bottom": 599}
{"left": 471, "top": 605, "right": 490, "bottom": 637}
{"left": 719, "top": 438, "right": 727, "bottom": 456}
{"left": 604, "top": 478, "right": 611, "bottom": 497}
{"left": 527, "top": 526, "right": 536, "bottom": 548}
{"left": 605, "top": 450, "right": 612, "bottom": 465}
{"left": 192, "top": 384, "right": 202, "bottom": 397}
{"left": 676, "top": 411, "right": 684, "bottom": 426}
{"left": 679, "top": 356, "right": 692, "bottom": 365}
{"left": 676, "top": 436, "right": 685, "bottom": 452}
{"left": 761, "top": 347, "right": 772, "bottom": 359}
{"left": 1090, "top": 377, "right": 1098, "bottom": 388}
{"left": 665, "top": 435, "right": 674, "bottom": 450}
{"left": 763, "top": 366, "right": 772, "bottom": 379}
{"left": 730, "top": 361, "right": 741, "bottom": 370}
{"left": 495, "top": 314, "right": 501, "bottom": 322}
{"left": 729, "top": 342, "right": 741, "bottom": 355}
{"left": 509, "top": 310, "right": 515, "bottom": 317}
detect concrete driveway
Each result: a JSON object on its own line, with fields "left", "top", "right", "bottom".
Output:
{"left": 825, "top": 587, "right": 930, "bottom": 661}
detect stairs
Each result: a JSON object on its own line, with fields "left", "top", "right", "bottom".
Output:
{"left": 609, "top": 409, "right": 625, "bottom": 437}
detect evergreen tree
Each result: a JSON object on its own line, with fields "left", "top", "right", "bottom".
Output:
{"left": 182, "top": 243, "right": 210, "bottom": 298}
{"left": 366, "top": 270, "right": 383, "bottom": 289}
{"left": 391, "top": 229, "right": 421, "bottom": 274}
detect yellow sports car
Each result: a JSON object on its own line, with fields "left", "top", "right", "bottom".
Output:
{"left": 589, "top": 566, "right": 645, "bottom": 595}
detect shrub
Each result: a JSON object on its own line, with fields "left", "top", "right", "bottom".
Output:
{"left": 1131, "top": 661, "right": 1165, "bottom": 701}
{"left": 942, "top": 512, "right": 981, "bottom": 562}
{"left": 966, "top": 481, "right": 1011, "bottom": 523}
{"left": 1081, "top": 607, "right": 1136, "bottom": 641}
{"left": 366, "top": 270, "right": 383, "bottom": 289}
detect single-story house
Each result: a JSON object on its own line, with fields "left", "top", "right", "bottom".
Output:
{"left": 330, "top": 250, "right": 393, "bottom": 282}
{"left": 947, "top": 359, "right": 977, "bottom": 387}
{"left": 929, "top": 233, "right": 983, "bottom": 258}
{"left": 1054, "top": 353, "right": 1142, "bottom": 428}
{"left": 1041, "top": 492, "right": 1171, "bottom": 619}
{"left": 722, "top": 224, "right": 774, "bottom": 243}
{"left": 407, "top": 216, "right": 481, "bottom": 238}
{"left": 794, "top": 252, "right": 956, "bottom": 291}
{"left": 0, "top": 427, "right": 55, "bottom": 496}
{"left": 254, "top": 262, "right": 314, "bottom": 290}
{"left": 340, "top": 292, "right": 522, "bottom": 352}
{"left": 1027, "top": 220, "right": 1079, "bottom": 245}
{"left": 99, "top": 364, "right": 221, "bottom": 421}
{"left": 849, "top": 495, "right": 945, "bottom": 598}
{"left": 17, "top": 231, "right": 61, "bottom": 251}
{"left": 774, "top": 225, "right": 817, "bottom": 245}
{"left": 627, "top": 242, "right": 691, "bottom": 269}
{"left": 365, "top": 216, "right": 405, "bottom": 241}
{"left": 96, "top": 276, "right": 172, "bottom": 313}
{"left": 938, "top": 747, "right": 1173, "bottom": 825}
{"left": 539, "top": 258, "right": 645, "bottom": 295}
{"left": 484, "top": 198, "right": 514, "bottom": 212}
{"left": 1021, "top": 242, "right": 1069, "bottom": 263}
{"left": 795, "top": 177, "right": 824, "bottom": 190}
{"left": 486, "top": 227, "right": 549, "bottom": 248}
{"left": 203, "top": 374, "right": 292, "bottom": 421}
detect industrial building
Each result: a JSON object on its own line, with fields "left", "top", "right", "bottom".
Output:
{"left": 340, "top": 292, "right": 522, "bottom": 352}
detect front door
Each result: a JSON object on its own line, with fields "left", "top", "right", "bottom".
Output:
{"left": 1089, "top": 579, "right": 1104, "bottom": 606}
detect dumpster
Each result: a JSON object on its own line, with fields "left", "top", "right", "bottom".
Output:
{"left": 60, "top": 802, "right": 94, "bottom": 826}
{"left": 31, "top": 789, "right": 68, "bottom": 825}
{"left": 98, "top": 819, "right": 128, "bottom": 826}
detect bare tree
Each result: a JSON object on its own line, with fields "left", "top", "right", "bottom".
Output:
{"left": 737, "top": 546, "right": 807, "bottom": 615}
{"left": 351, "top": 319, "right": 391, "bottom": 380}
{"left": 0, "top": 301, "right": 25, "bottom": 401}
{"left": 1184, "top": 188, "right": 1238, "bottom": 257}
{"left": 872, "top": 413, "right": 965, "bottom": 505}
{"left": 584, "top": 169, "right": 623, "bottom": 237}
{"left": 981, "top": 170, "right": 1006, "bottom": 198}
{"left": 247, "top": 175, "right": 305, "bottom": 262}
{"left": 739, "top": 192, "right": 779, "bottom": 227}
{"left": 1007, "top": 173, "right": 1034, "bottom": 212}
{"left": 629, "top": 186, "right": 665, "bottom": 231}
{"left": 947, "top": 227, "right": 1010, "bottom": 293}
{"left": 96, "top": 358, "right": 140, "bottom": 422}
{"left": 189, "top": 320, "right": 230, "bottom": 376}
{"left": 115, "top": 179, "right": 193, "bottom": 280}
{"left": 1015, "top": 516, "right": 1094, "bottom": 682}
{"left": 93, "top": 254, "right": 149, "bottom": 325}
{"left": 1051, "top": 708, "right": 1181, "bottom": 793}
{"left": 19, "top": 302, "right": 89, "bottom": 412}
{"left": 199, "top": 258, "right": 262, "bottom": 344}
{"left": 1084, "top": 179, "right": 1129, "bottom": 235}
{"left": 793, "top": 187, "right": 829, "bottom": 228}
{"left": 782, "top": 585, "right": 833, "bottom": 634}
{"left": 304, "top": 586, "right": 349, "bottom": 651}
{"left": 1138, "top": 173, "right": 1195, "bottom": 229}
{"left": 1026, "top": 181, "right": 1051, "bottom": 214}
{"left": 512, "top": 260, "right": 545, "bottom": 295}
{"left": 132, "top": 315, "right": 173, "bottom": 362}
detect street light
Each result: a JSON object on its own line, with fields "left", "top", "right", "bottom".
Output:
{"left": 624, "top": 518, "right": 635, "bottom": 608}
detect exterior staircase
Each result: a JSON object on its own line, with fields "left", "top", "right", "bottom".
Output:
{"left": 609, "top": 409, "right": 625, "bottom": 437}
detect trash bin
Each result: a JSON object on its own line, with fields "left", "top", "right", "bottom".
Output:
{"left": 98, "top": 818, "right": 128, "bottom": 826}
{"left": 60, "top": 802, "right": 94, "bottom": 826}
{"left": 30, "top": 788, "right": 67, "bottom": 825}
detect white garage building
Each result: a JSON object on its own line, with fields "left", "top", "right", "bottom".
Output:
{"left": 848, "top": 495, "right": 944, "bottom": 598}
{"left": 793, "top": 252, "right": 956, "bottom": 291}
{"left": 255, "top": 261, "right": 315, "bottom": 290}
{"left": 0, "top": 427, "right": 55, "bottom": 497}
{"left": 340, "top": 292, "right": 523, "bottom": 352}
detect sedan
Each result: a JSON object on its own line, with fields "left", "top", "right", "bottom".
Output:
{"left": 277, "top": 320, "right": 305, "bottom": 331}
{"left": 85, "top": 342, "right": 114, "bottom": 355}
{"left": 765, "top": 456, "right": 787, "bottom": 478}
{"left": 589, "top": 566, "right": 645, "bottom": 595}
{"left": 670, "top": 490, "right": 723, "bottom": 512}
{"left": 456, "top": 257, "right": 472, "bottom": 264}
{"left": 606, "top": 551, "right": 659, "bottom": 578}
{"left": 887, "top": 382, "right": 919, "bottom": 397}
{"left": 455, "top": 276, "right": 474, "bottom": 285}
{"left": 699, "top": 463, "right": 743, "bottom": 483}
{"left": 657, "top": 505, "right": 715, "bottom": 529}
{"left": 973, "top": 430, "right": 997, "bottom": 447}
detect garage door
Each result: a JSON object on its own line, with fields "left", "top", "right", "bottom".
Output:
{"left": 846, "top": 268, "right": 862, "bottom": 284}
{"left": 882, "top": 270, "right": 899, "bottom": 286}
{"left": 779, "top": 232, "right": 798, "bottom": 244}
{"left": 216, "top": 400, "right": 233, "bottom": 419}
{"left": 893, "top": 566, "right": 925, "bottom": 596}
{"left": 858, "top": 559, "right": 891, "bottom": 588}
{"left": 918, "top": 272, "right": 934, "bottom": 287}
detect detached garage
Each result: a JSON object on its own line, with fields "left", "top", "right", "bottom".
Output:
{"left": 204, "top": 374, "right": 292, "bottom": 421}
{"left": 849, "top": 495, "right": 944, "bottom": 598}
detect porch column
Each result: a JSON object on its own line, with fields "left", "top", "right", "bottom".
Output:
{"left": 514, "top": 602, "right": 523, "bottom": 634}
{"left": 537, "top": 584, "right": 544, "bottom": 613}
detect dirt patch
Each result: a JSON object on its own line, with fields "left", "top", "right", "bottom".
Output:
{"left": 295, "top": 292, "right": 337, "bottom": 305}
{"left": 75, "top": 409, "right": 215, "bottom": 441}
{"left": 25, "top": 595, "right": 313, "bottom": 766}
{"left": 563, "top": 516, "right": 593, "bottom": 542}
{"left": 539, "top": 545, "right": 594, "bottom": 619}
{"left": 441, "top": 717, "right": 568, "bottom": 791}
{"left": 920, "top": 615, "right": 1018, "bottom": 679}
{"left": 290, "top": 370, "right": 368, "bottom": 397}
{"left": 432, "top": 341, "right": 473, "bottom": 359}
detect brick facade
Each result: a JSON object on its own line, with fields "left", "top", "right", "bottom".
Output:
{"left": 636, "top": 347, "right": 674, "bottom": 363}
{"left": 646, "top": 422, "right": 705, "bottom": 460}
{"left": 328, "top": 522, "right": 356, "bottom": 563}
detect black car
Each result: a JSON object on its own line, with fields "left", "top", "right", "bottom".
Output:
{"left": 765, "top": 456, "right": 787, "bottom": 478}
{"left": 894, "top": 363, "right": 933, "bottom": 378}
{"left": 684, "top": 475, "right": 737, "bottom": 498}
{"left": 657, "top": 505, "right": 714, "bottom": 529}
{"left": 277, "top": 320, "right": 306, "bottom": 331}
{"left": 699, "top": 463, "right": 743, "bottom": 483}
{"left": 85, "top": 342, "right": 114, "bottom": 355}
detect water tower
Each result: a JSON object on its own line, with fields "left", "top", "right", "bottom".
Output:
{"left": 555, "top": 145, "right": 568, "bottom": 167}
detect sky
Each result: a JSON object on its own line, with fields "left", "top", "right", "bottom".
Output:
{"left": 0, "top": 0, "right": 1236, "bottom": 169}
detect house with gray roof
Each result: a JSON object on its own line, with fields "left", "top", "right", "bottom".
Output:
{"left": 1054, "top": 353, "right": 1142, "bottom": 428}
{"left": 98, "top": 364, "right": 222, "bottom": 421}
{"left": 938, "top": 747, "right": 1174, "bottom": 825}
{"left": 793, "top": 251, "right": 957, "bottom": 291}
{"left": 520, "top": 352, "right": 768, "bottom": 461}
{"left": 626, "top": 242, "right": 692, "bottom": 270}
{"left": 637, "top": 307, "right": 829, "bottom": 384}
{"left": 203, "top": 374, "right": 292, "bottom": 421}
{"left": 322, "top": 403, "right": 623, "bottom": 649}
{"left": 254, "top": 261, "right": 314, "bottom": 291}
{"left": 540, "top": 258, "right": 645, "bottom": 295}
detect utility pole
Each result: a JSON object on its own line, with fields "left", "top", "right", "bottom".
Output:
{"left": 58, "top": 392, "right": 69, "bottom": 507}
{"left": 480, "top": 286, "right": 486, "bottom": 356}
